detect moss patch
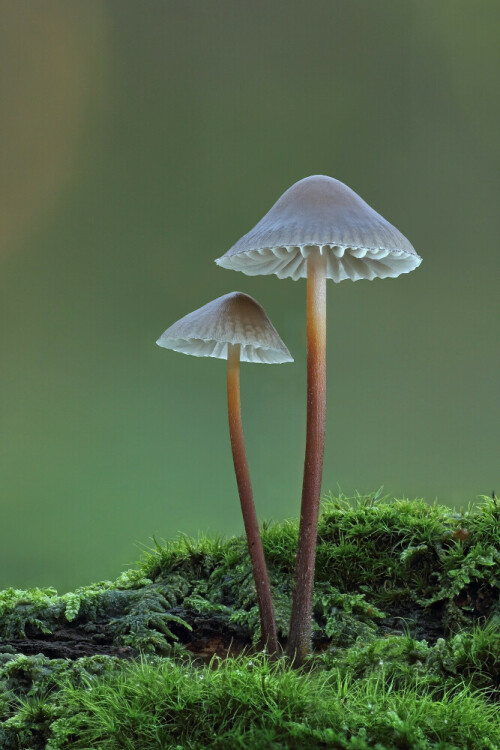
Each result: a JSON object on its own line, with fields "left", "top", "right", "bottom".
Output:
{"left": 1, "top": 493, "right": 498, "bottom": 748}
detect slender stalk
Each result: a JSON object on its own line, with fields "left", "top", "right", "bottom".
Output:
{"left": 227, "top": 343, "right": 279, "bottom": 654}
{"left": 287, "top": 250, "right": 327, "bottom": 666}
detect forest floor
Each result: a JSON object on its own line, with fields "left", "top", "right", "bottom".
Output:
{"left": 0, "top": 492, "right": 498, "bottom": 749}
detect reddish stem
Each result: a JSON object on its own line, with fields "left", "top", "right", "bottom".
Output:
{"left": 227, "top": 343, "right": 279, "bottom": 654}
{"left": 287, "top": 250, "right": 327, "bottom": 666}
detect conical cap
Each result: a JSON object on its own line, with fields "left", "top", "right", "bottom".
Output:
{"left": 156, "top": 292, "right": 293, "bottom": 364}
{"left": 216, "top": 175, "right": 421, "bottom": 282}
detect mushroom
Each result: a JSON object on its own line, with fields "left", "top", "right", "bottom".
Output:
{"left": 215, "top": 175, "right": 422, "bottom": 665}
{"left": 156, "top": 291, "right": 293, "bottom": 654}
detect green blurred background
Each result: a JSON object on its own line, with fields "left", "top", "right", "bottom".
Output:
{"left": 0, "top": 0, "right": 498, "bottom": 592}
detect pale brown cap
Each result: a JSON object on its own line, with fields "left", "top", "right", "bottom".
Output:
{"left": 156, "top": 292, "right": 293, "bottom": 364}
{"left": 216, "top": 175, "right": 421, "bottom": 282}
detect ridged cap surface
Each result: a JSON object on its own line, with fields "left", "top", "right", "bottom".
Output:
{"left": 216, "top": 175, "right": 421, "bottom": 282}
{"left": 156, "top": 292, "right": 293, "bottom": 364}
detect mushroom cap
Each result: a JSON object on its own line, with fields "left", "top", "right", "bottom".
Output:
{"left": 156, "top": 292, "right": 293, "bottom": 364}
{"left": 215, "top": 175, "right": 421, "bottom": 282}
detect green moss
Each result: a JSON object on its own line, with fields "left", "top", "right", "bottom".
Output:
{"left": 5, "top": 655, "right": 497, "bottom": 749}
{"left": 319, "top": 620, "right": 499, "bottom": 698}
{"left": 0, "top": 575, "right": 193, "bottom": 655}
{"left": 0, "top": 653, "right": 123, "bottom": 750}
{"left": 0, "top": 493, "right": 498, "bottom": 748}
{"left": 1, "top": 494, "right": 498, "bottom": 650}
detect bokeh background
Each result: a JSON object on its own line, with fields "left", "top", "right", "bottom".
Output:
{"left": 1, "top": 0, "right": 498, "bottom": 592}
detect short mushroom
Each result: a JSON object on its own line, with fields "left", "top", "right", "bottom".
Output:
{"left": 156, "top": 291, "right": 293, "bottom": 654}
{"left": 215, "top": 175, "right": 422, "bottom": 665}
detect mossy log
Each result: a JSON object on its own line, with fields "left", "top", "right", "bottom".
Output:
{"left": 1, "top": 494, "right": 498, "bottom": 749}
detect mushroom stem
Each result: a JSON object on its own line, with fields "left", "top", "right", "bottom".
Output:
{"left": 227, "top": 343, "right": 279, "bottom": 654}
{"left": 287, "top": 250, "right": 327, "bottom": 666}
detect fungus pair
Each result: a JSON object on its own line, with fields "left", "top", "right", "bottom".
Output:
{"left": 158, "top": 175, "right": 421, "bottom": 665}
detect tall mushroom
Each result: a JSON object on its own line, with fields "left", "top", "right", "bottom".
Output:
{"left": 156, "top": 291, "right": 293, "bottom": 654}
{"left": 215, "top": 175, "right": 422, "bottom": 665}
